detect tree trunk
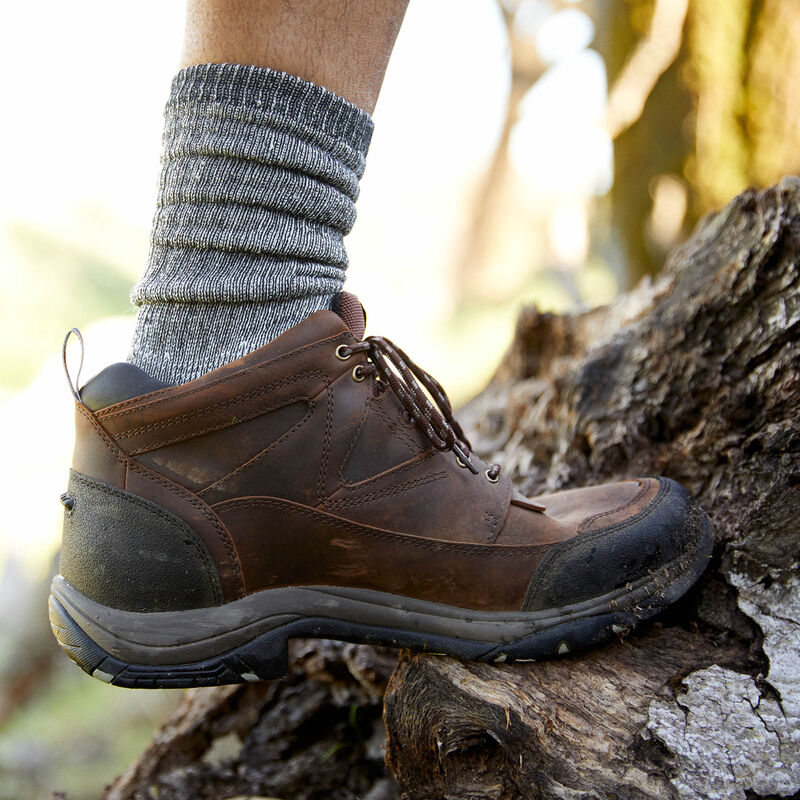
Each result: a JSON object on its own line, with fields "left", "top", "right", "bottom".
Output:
{"left": 595, "top": 0, "right": 694, "bottom": 286}
{"left": 103, "top": 179, "right": 800, "bottom": 800}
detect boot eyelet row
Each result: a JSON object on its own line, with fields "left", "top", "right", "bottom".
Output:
{"left": 335, "top": 344, "right": 352, "bottom": 361}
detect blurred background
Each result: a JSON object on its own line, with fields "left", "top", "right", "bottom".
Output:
{"left": 2, "top": 0, "right": 799, "bottom": 796}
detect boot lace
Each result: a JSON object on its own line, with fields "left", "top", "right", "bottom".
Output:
{"left": 338, "top": 337, "right": 502, "bottom": 481}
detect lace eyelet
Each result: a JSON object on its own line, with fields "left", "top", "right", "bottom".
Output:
{"left": 336, "top": 344, "right": 352, "bottom": 360}
{"left": 352, "top": 365, "right": 366, "bottom": 382}
{"left": 456, "top": 456, "right": 468, "bottom": 468}
{"left": 485, "top": 469, "right": 499, "bottom": 483}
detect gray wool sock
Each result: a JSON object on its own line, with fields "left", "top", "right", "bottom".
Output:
{"left": 129, "top": 63, "right": 374, "bottom": 384}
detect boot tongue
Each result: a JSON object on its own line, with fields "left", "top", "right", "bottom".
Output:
{"left": 333, "top": 290, "right": 366, "bottom": 340}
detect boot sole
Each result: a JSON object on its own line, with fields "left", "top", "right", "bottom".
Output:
{"left": 49, "top": 517, "right": 712, "bottom": 688}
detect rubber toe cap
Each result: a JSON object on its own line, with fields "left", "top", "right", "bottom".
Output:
{"left": 522, "top": 477, "right": 709, "bottom": 612}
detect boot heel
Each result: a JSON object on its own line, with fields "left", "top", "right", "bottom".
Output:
{"left": 48, "top": 594, "right": 289, "bottom": 688}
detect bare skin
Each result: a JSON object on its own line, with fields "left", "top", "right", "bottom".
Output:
{"left": 181, "top": 0, "right": 410, "bottom": 114}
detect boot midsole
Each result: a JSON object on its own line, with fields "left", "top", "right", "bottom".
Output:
{"left": 50, "top": 538, "right": 704, "bottom": 667}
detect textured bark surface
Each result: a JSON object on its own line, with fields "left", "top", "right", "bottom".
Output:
{"left": 386, "top": 179, "right": 800, "bottom": 799}
{"left": 104, "top": 180, "right": 799, "bottom": 799}
{"left": 102, "top": 641, "right": 401, "bottom": 800}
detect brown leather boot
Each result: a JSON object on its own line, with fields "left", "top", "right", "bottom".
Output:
{"left": 50, "top": 297, "right": 712, "bottom": 687}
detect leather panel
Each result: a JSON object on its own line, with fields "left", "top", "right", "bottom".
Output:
{"left": 494, "top": 503, "right": 573, "bottom": 545}
{"left": 72, "top": 405, "right": 126, "bottom": 487}
{"left": 70, "top": 403, "right": 244, "bottom": 602}
{"left": 340, "top": 391, "right": 428, "bottom": 484}
{"left": 198, "top": 384, "right": 333, "bottom": 506}
{"left": 137, "top": 400, "right": 311, "bottom": 491}
{"left": 323, "top": 448, "right": 513, "bottom": 541}
{"left": 103, "top": 368, "right": 331, "bottom": 455}
{"left": 96, "top": 324, "right": 356, "bottom": 450}
{"left": 213, "top": 496, "right": 549, "bottom": 610}
{"left": 529, "top": 480, "right": 655, "bottom": 531}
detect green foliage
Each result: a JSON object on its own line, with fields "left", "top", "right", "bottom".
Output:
{"left": 0, "top": 664, "right": 180, "bottom": 800}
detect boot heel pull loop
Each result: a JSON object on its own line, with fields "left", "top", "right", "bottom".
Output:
{"left": 62, "top": 328, "right": 84, "bottom": 403}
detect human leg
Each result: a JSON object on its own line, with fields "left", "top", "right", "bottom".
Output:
{"left": 130, "top": 0, "right": 408, "bottom": 384}
{"left": 180, "top": 0, "right": 408, "bottom": 114}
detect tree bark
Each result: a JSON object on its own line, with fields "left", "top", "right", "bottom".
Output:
{"left": 386, "top": 178, "right": 800, "bottom": 799}
{"left": 102, "top": 641, "right": 402, "bottom": 800}
{"left": 104, "top": 179, "right": 800, "bottom": 799}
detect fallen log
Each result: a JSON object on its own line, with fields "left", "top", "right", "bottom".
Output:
{"left": 385, "top": 178, "right": 800, "bottom": 800}
{"left": 103, "top": 641, "right": 401, "bottom": 800}
{"left": 103, "top": 179, "right": 800, "bottom": 800}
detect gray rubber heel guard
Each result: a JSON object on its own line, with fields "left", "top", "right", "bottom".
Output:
{"left": 60, "top": 469, "right": 223, "bottom": 612}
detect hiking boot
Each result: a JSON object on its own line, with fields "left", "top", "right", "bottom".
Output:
{"left": 50, "top": 296, "right": 713, "bottom": 688}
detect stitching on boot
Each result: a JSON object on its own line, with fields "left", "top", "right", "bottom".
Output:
{"left": 317, "top": 377, "right": 334, "bottom": 502}
{"left": 97, "top": 333, "right": 353, "bottom": 419}
{"left": 323, "top": 471, "right": 448, "bottom": 508}
{"left": 115, "top": 371, "right": 323, "bottom": 442}
{"left": 198, "top": 400, "right": 316, "bottom": 496}
{"left": 214, "top": 496, "right": 553, "bottom": 558}
{"left": 578, "top": 480, "right": 651, "bottom": 533}
{"left": 76, "top": 404, "right": 245, "bottom": 598}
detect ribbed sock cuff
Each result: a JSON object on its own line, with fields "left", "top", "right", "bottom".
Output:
{"left": 129, "top": 63, "right": 373, "bottom": 383}
{"left": 167, "top": 63, "right": 374, "bottom": 165}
